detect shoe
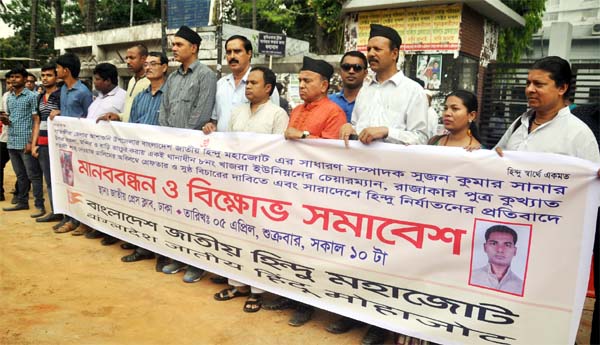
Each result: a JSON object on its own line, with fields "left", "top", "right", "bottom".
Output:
{"left": 210, "top": 275, "right": 228, "bottom": 284}
{"left": 262, "top": 296, "right": 297, "bottom": 310}
{"left": 326, "top": 316, "right": 363, "bottom": 334}
{"left": 214, "top": 287, "right": 251, "bottom": 301}
{"left": 10, "top": 195, "right": 17, "bottom": 204}
{"left": 155, "top": 255, "right": 170, "bottom": 272}
{"left": 3, "top": 204, "right": 29, "bottom": 211}
{"left": 101, "top": 235, "right": 119, "bottom": 246}
{"left": 243, "top": 294, "right": 263, "bottom": 313}
{"left": 52, "top": 218, "right": 68, "bottom": 230}
{"left": 71, "top": 224, "right": 90, "bottom": 236}
{"left": 85, "top": 229, "right": 103, "bottom": 239}
{"left": 183, "top": 267, "right": 205, "bottom": 283}
{"left": 36, "top": 213, "right": 63, "bottom": 223}
{"left": 120, "top": 242, "right": 136, "bottom": 250}
{"left": 121, "top": 250, "right": 155, "bottom": 262}
{"left": 30, "top": 207, "right": 46, "bottom": 218}
{"left": 361, "top": 326, "right": 388, "bottom": 345}
{"left": 54, "top": 222, "right": 77, "bottom": 234}
{"left": 288, "top": 304, "right": 314, "bottom": 327}
{"left": 162, "top": 261, "right": 187, "bottom": 274}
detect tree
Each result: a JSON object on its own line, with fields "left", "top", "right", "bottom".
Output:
{"left": 29, "top": 0, "right": 39, "bottom": 67}
{"left": 498, "top": 0, "right": 546, "bottom": 63}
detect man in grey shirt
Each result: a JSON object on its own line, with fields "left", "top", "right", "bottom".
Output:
{"left": 159, "top": 25, "right": 216, "bottom": 129}
{"left": 158, "top": 25, "right": 216, "bottom": 283}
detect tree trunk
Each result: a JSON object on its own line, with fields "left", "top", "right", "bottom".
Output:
{"left": 315, "top": 18, "right": 324, "bottom": 54}
{"left": 53, "top": 0, "right": 63, "bottom": 37}
{"left": 87, "top": 0, "right": 96, "bottom": 32}
{"left": 29, "top": 0, "right": 38, "bottom": 67}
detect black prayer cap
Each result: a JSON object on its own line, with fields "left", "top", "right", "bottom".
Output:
{"left": 300, "top": 56, "right": 334, "bottom": 80}
{"left": 369, "top": 24, "right": 402, "bottom": 49}
{"left": 175, "top": 25, "right": 202, "bottom": 46}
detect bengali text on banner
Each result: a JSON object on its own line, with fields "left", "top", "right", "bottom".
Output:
{"left": 49, "top": 117, "right": 599, "bottom": 345}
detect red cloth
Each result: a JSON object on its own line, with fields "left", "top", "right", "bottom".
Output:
{"left": 288, "top": 97, "right": 346, "bottom": 139}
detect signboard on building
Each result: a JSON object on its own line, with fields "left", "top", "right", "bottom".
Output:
{"left": 167, "top": 0, "right": 214, "bottom": 29}
{"left": 258, "top": 33, "right": 287, "bottom": 57}
{"left": 355, "top": 4, "right": 462, "bottom": 52}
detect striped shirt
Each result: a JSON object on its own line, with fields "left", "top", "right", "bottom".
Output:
{"left": 129, "top": 84, "right": 165, "bottom": 125}
{"left": 37, "top": 89, "right": 61, "bottom": 146}
{"left": 60, "top": 80, "right": 93, "bottom": 118}
{"left": 6, "top": 88, "right": 38, "bottom": 149}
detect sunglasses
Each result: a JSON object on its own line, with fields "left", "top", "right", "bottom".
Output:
{"left": 341, "top": 63, "right": 365, "bottom": 72}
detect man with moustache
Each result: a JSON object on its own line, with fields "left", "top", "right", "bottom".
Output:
{"left": 159, "top": 25, "right": 216, "bottom": 283}
{"left": 284, "top": 56, "right": 346, "bottom": 140}
{"left": 202, "top": 35, "right": 279, "bottom": 135}
{"left": 337, "top": 24, "right": 429, "bottom": 345}
{"left": 97, "top": 44, "right": 149, "bottom": 123}
{"left": 329, "top": 51, "right": 368, "bottom": 122}
{"left": 31, "top": 63, "right": 63, "bottom": 222}
{"left": 339, "top": 24, "right": 429, "bottom": 147}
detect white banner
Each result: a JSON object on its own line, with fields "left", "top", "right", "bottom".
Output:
{"left": 49, "top": 117, "right": 599, "bottom": 345}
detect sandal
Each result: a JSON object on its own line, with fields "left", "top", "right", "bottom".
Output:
{"left": 243, "top": 294, "right": 262, "bottom": 313}
{"left": 262, "top": 296, "right": 297, "bottom": 310}
{"left": 214, "top": 287, "right": 250, "bottom": 301}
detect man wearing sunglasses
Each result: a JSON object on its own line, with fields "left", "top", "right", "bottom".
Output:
{"left": 329, "top": 51, "right": 368, "bottom": 122}
{"left": 339, "top": 24, "right": 429, "bottom": 147}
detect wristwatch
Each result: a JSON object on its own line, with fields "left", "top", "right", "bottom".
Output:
{"left": 301, "top": 131, "right": 310, "bottom": 139}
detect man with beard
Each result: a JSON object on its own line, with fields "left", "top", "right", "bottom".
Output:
{"left": 202, "top": 35, "right": 279, "bottom": 135}
{"left": 339, "top": 24, "right": 429, "bottom": 147}
{"left": 159, "top": 25, "right": 216, "bottom": 283}
{"left": 328, "top": 51, "right": 368, "bottom": 122}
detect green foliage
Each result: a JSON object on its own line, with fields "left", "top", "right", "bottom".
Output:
{"left": 498, "top": 0, "right": 546, "bottom": 62}
{"left": 224, "top": 0, "right": 344, "bottom": 54}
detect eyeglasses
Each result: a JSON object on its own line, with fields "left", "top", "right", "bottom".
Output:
{"left": 144, "top": 61, "right": 164, "bottom": 68}
{"left": 341, "top": 63, "right": 365, "bottom": 72}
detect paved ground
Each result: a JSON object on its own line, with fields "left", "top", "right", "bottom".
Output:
{"left": 0, "top": 167, "right": 595, "bottom": 345}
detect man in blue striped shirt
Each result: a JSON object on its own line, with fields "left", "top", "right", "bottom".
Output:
{"left": 1, "top": 67, "right": 45, "bottom": 216}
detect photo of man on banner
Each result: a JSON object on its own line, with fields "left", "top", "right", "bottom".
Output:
{"left": 469, "top": 220, "right": 531, "bottom": 296}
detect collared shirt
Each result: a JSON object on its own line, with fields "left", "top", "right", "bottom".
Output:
{"left": 60, "top": 80, "right": 93, "bottom": 118}
{"left": 471, "top": 264, "right": 523, "bottom": 295}
{"left": 288, "top": 96, "right": 347, "bottom": 139}
{"left": 6, "top": 88, "right": 38, "bottom": 150}
{"left": 86, "top": 86, "right": 127, "bottom": 122}
{"left": 121, "top": 75, "right": 150, "bottom": 123}
{"left": 129, "top": 84, "right": 165, "bottom": 125}
{"left": 495, "top": 106, "right": 600, "bottom": 163}
{"left": 37, "top": 89, "right": 61, "bottom": 146}
{"left": 352, "top": 70, "right": 429, "bottom": 145}
{"left": 159, "top": 60, "right": 216, "bottom": 129}
{"left": 328, "top": 90, "right": 355, "bottom": 122}
{"left": 228, "top": 101, "right": 289, "bottom": 134}
{"left": 212, "top": 67, "right": 280, "bottom": 132}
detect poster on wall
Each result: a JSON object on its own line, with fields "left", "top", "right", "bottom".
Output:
{"left": 417, "top": 55, "right": 442, "bottom": 90}
{"left": 355, "top": 4, "right": 462, "bottom": 52}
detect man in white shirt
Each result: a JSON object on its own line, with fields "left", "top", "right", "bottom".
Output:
{"left": 214, "top": 66, "right": 288, "bottom": 312}
{"left": 470, "top": 225, "right": 524, "bottom": 295}
{"left": 202, "top": 35, "right": 279, "bottom": 135}
{"left": 86, "top": 63, "right": 126, "bottom": 122}
{"left": 0, "top": 77, "right": 12, "bottom": 201}
{"left": 339, "top": 24, "right": 429, "bottom": 146}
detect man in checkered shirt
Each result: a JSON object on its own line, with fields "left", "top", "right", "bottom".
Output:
{"left": 0, "top": 67, "right": 44, "bottom": 216}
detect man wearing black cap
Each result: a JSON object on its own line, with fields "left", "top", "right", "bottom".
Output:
{"left": 284, "top": 56, "right": 346, "bottom": 140}
{"left": 158, "top": 25, "right": 217, "bottom": 283}
{"left": 159, "top": 25, "right": 216, "bottom": 130}
{"left": 339, "top": 23, "right": 429, "bottom": 147}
